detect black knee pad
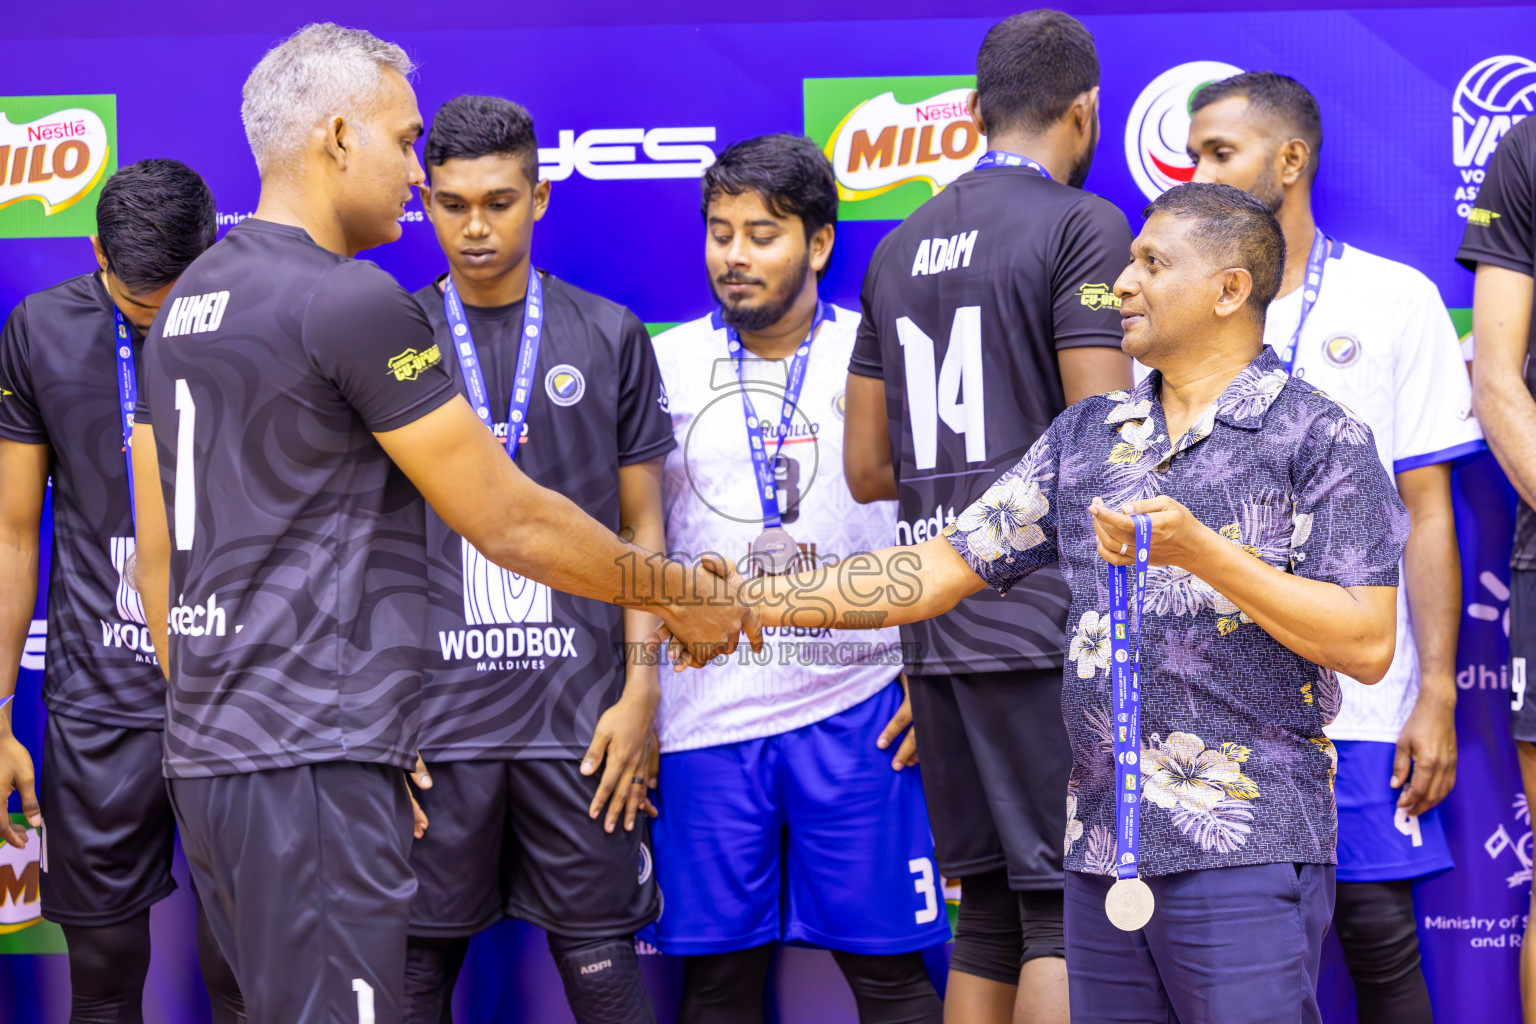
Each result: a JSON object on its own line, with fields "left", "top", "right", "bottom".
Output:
{"left": 548, "top": 934, "right": 655, "bottom": 1024}
{"left": 403, "top": 935, "right": 472, "bottom": 1024}
{"left": 1018, "top": 888, "right": 1065, "bottom": 964}
{"left": 1333, "top": 881, "right": 1423, "bottom": 986}
{"left": 948, "top": 869, "right": 1025, "bottom": 985}
{"left": 63, "top": 913, "right": 153, "bottom": 1024}
{"left": 830, "top": 950, "right": 943, "bottom": 1024}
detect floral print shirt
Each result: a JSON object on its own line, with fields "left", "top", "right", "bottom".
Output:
{"left": 944, "top": 346, "right": 1409, "bottom": 876}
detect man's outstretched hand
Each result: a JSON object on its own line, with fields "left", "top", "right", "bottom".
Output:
{"left": 651, "top": 554, "right": 763, "bottom": 671}
{"left": 0, "top": 732, "right": 40, "bottom": 849}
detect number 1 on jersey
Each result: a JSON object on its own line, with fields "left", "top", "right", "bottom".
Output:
{"left": 174, "top": 379, "right": 196, "bottom": 551}
{"left": 897, "top": 307, "right": 986, "bottom": 471}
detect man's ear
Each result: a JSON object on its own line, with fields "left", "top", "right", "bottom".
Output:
{"left": 1072, "top": 87, "right": 1100, "bottom": 138}
{"left": 321, "top": 115, "right": 351, "bottom": 170}
{"left": 808, "top": 222, "right": 836, "bottom": 275}
{"left": 90, "top": 235, "right": 109, "bottom": 273}
{"left": 1213, "top": 267, "right": 1255, "bottom": 321}
{"left": 967, "top": 89, "right": 989, "bottom": 138}
{"left": 1278, "top": 137, "right": 1313, "bottom": 188}
{"left": 532, "top": 178, "right": 552, "bottom": 222}
{"left": 417, "top": 184, "right": 434, "bottom": 223}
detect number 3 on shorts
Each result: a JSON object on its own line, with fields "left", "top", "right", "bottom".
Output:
{"left": 352, "top": 978, "right": 375, "bottom": 1024}
{"left": 909, "top": 857, "right": 939, "bottom": 924}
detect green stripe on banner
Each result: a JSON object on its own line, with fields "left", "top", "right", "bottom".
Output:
{"left": 0, "top": 814, "right": 67, "bottom": 954}
{"left": 1451, "top": 307, "right": 1471, "bottom": 340}
{"left": 644, "top": 322, "right": 680, "bottom": 337}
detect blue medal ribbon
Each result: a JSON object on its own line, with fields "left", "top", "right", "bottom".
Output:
{"left": 112, "top": 306, "right": 138, "bottom": 525}
{"left": 1280, "top": 229, "right": 1332, "bottom": 377}
{"left": 442, "top": 268, "right": 544, "bottom": 461}
{"left": 972, "top": 150, "right": 1052, "bottom": 180}
{"left": 1108, "top": 513, "right": 1152, "bottom": 881}
{"left": 724, "top": 301, "right": 826, "bottom": 528}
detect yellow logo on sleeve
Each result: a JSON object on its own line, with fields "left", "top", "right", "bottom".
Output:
{"left": 1466, "top": 208, "right": 1502, "bottom": 227}
{"left": 1078, "top": 283, "right": 1121, "bottom": 311}
{"left": 386, "top": 344, "right": 442, "bottom": 382}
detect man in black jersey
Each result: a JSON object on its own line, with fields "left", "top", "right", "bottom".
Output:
{"left": 0, "top": 160, "right": 244, "bottom": 1023}
{"left": 843, "top": 12, "right": 1131, "bottom": 1023}
{"left": 402, "top": 94, "right": 671, "bottom": 1024}
{"left": 1459, "top": 113, "right": 1536, "bottom": 1021}
{"left": 128, "top": 25, "right": 756, "bottom": 1024}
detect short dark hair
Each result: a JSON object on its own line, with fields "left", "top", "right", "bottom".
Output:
{"left": 424, "top": 95, "right": 539, "bottom": 187}
{"left": 1191, "top": 72, "right": 1323, "bottom": 178}
{"left": 701, "top": 134, "right": 838, "bottom": 275}
{"left": 975, "top": 10, "right": 1099, "bottom": 136}
{"left": 95, "top": 159, "right": 217, "bottom": 292}
{"left": 1143, "top": 182, "right": 1286, "bottom": 320}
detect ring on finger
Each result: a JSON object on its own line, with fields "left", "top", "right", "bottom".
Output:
{"left": 631, "top": 776, "right": 646, "bottom": 786}
{"left": 1119, "top": 542, "right": 1128, "bottom": 555}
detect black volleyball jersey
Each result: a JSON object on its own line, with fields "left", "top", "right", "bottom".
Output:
{"left": 850, "top": 163, "right": 1132, "bottom": 674}
{"left": 0, "top": 273, "right": 163, "bottom": 727}
{"left": 138, "top": 218, "right": 458, "bottom": 778}
{"left": 412, "top": 273, "right": 674, "bottom": 761}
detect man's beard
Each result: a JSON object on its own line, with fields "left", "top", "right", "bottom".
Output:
{"left": 1250, "top": 165, "right": 1285, "bottom": 213}
{"left": 715, "top": 252, "right": 811, "bottom": 334}
{"left": 1066, "top": 118, "right": 1100, "bottom": 189}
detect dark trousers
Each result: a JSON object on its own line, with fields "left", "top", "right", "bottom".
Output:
{"left": 1064, "top": 863, "right": 1335, "bottom": 1023}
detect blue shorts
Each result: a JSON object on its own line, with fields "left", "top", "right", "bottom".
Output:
{"left": 1334, "top": 739, "right": 1454, "bottom": 883}
{"left": 643, "top": 681, "right": 954, "bottom": 956}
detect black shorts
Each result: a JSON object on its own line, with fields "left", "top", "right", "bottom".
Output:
{"left": 1512, "top": 569, "right": 1536, "bottom": 743}
{"left": 39, "top": 712, "right": 177, "bottom": 926}
{"left": 408, "top": 758, "right": 657, "bottom": 940}
{"left": 907, "top": 668, "right": 1069, "bottom": 890}
{"left": 168, "top": 762, "right": 416, "bottom": 1024}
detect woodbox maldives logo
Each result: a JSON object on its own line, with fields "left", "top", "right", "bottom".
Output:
{"left": 804, "top": 76, "right": 984, "bottom": 221}
{"left": 0, "top": 95, "right": 116, "bottom": 239}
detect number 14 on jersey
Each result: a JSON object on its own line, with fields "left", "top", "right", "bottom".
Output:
{"left": 897, "top": 307, "right": 986, "bottom": 471}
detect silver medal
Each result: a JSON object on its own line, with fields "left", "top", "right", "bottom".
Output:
{"left": 1104, "top": 877, "right": 1155, "bottom": 931}
{"left": 750, "top": 527, "right": 799, "bottom": 576}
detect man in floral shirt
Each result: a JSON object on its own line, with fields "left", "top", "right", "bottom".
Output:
{"left": 716, "top": 182, "right": 1408, "bottom": 1023}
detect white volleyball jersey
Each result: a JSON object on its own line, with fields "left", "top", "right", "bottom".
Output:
{"left": 1263, "top": 242, "right": 1485, "bottom": 743}
{"left": 652, "top": 304, "right": 904, "bottom": 752}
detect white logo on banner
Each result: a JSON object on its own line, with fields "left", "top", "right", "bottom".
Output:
{"left": 1124, "top": 61, "right": 1244, "bottom": 201}
{"left": 1468, "top": 569, "right": 1511, "bottom": 637}
{"left": 1453, "top": 55, "right": 1536, "bottom": 217}
{"left": 21, "top": 619, "right": 45, "bottom": 672}
{"left": 826, "top": 89, "right": 984, "bottom": 199}
{"left": 1485, "top": 793, "right": 1534, "bottom": 889}
{"left": 461, "top": 538, "right": 551, "bottom": 626}
{"left": 539, "top": 127, "right": 717, "bottom": 181}
{"left": 0, "top": 825, "right": 43, "bottom": 927}
{"left": 0, "top": 108, "right": 110, "bottom": 216}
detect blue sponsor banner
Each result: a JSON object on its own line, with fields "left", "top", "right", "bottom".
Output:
{"left": 1, "top": 3, "right": 1533, "bottom": 1021}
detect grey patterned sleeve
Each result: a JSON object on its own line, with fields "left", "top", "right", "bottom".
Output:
{"left": 943, "top": 424, "right": 1061, "bottom": 595}
{"left": 1288, "top": 403, "right": 1409, "bottom": 588}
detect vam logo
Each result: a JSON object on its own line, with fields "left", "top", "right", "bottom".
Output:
{"left": 1125, "top": 61, "right": 1244, "bottom": 201}
{"left": 539, "top": 127, "right": 717, "bottom": 182}
{"left": 0, "top": 95, "right": 116, "bottom": 239}
{"left": 1486, "top": 793, "right": 1533, "bottom": 889}
{"left": 805, "top": 76, "right": 983, "bottom": 222}
{"left": 0, "top": 817, "right": 66, "bottom": 952}
{"left": 1452, "top": 55, "right": 1536, "bottom": 218}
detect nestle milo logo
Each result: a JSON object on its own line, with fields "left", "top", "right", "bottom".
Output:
{"left": 0, "top": 95, "right": 116, "bottom": 239}
{"left": 804, "top": 76, "right": 982, "bottom": 222}
{"left": 0, "top": 815, "right": 67, "bottom": 954}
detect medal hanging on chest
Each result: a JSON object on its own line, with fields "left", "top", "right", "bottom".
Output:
{"left": 1105, "top": 513, "right": 1155, "bottom": 931}
{"left": 725, "top": 302, "right": 826, "bottom": 576}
